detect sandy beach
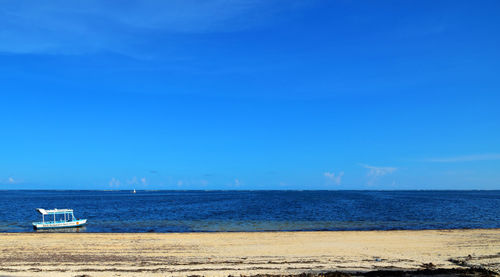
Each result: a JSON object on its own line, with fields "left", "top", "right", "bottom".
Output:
{"left": 0, "top": 229, "right": 499, "bottom": 276}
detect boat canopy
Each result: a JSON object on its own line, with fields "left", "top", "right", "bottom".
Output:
{"left": 37, "top": 208, "right": 73, "bottom": 215}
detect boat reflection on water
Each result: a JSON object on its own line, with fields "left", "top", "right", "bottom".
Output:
{"left": 34, "top": 225, "right": 87, "bottom": 233}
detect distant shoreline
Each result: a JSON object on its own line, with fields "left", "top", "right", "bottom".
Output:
{"left": 1, "top": 189, "right": 500, "bottom": 191}
{"left": 7, "top": 227, "right": 500, "bottom": 234}
{"left": 1, "top": 229, "right": 498, "bottom": 276}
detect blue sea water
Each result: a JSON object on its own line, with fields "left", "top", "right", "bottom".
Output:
{"left": 0, "top": 190, "right": 498, "bottom": 232}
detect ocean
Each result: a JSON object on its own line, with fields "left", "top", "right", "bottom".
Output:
{"left": 0, "top": 190, "right": 498, "bottom": 232}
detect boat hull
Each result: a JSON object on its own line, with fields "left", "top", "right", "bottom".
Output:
{"left": 32, "top": 219, "right": 87, "bottom": 229}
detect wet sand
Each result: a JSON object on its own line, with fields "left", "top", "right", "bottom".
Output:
{"left": 0, "top": 229, "right": 499, "bottom": 276}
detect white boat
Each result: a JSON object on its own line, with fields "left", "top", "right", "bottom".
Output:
{"left": 32, "top": 208, "right": 87, "bottom": 229}
{"left": 133, "top": 189, "right": 136, "bottom": 194}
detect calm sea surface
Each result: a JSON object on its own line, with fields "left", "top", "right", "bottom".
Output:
{"left": 0, "top": 190, "right": 498, "bottom": 232}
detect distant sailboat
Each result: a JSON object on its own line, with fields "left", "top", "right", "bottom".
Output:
{"left": 132, "top": 189, "right": 136, "bottom": 194}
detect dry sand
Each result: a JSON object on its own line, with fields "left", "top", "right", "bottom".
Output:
{"left": 0, "top": 229, "right": 499, "bottom": 276}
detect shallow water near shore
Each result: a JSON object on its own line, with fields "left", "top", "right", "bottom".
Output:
{"left": 0, "top": 190, "right": 499, "bottom": 232}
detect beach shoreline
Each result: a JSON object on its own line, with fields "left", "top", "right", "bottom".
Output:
{"left": 0, "top": 229, "right": 499, "bottom": 276}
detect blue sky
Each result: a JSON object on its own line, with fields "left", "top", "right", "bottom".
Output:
{"left": 0, "top": 0, "right": 499, "bottom": 189}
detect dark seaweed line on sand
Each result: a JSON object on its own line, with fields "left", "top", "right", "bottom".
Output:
{"left": 1, "top": 267, "right": 496, "bottom": 277}
{"left": 68, "top": 268, "right": 499, "bottom": 277}
{"left": 238, "top": 268, "right": 499, "bottom": 277}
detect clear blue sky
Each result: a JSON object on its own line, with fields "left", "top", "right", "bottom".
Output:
{"left": 1, "top": 0, "right": 499, "bottom": 190}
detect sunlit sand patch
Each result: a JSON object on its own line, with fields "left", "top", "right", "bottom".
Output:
{"left": 0, "top": 230, "right": 498, "bottom": 276}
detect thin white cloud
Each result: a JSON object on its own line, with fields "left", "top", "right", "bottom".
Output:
{"left": 324, "top": 171, "right": 344, "bottom": 185}
{"left": 126, "top": 176, "right": 148, "bottom": 186}
{"left": 424, "top": 153, "right": 500, "bottom": 163}
{"left": 0, "top": 0, "right": 311, "bottom": 56}
{"left": 233, "top": 178, "right": 241, "bottom": 187}
{"left": 108, "top": 177, "right": 120, "bottom": 187}
{"left": 1, "top": 177, "right": 21, "bottom": 185}
{"left": 127, "top": 176, "right": 138, "bottom": 185}
{"left": 361, "top": 164, "right": 397, "bottom": 177}
{"left": 360, "top": 164, "right": 397, "bottom": 186}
